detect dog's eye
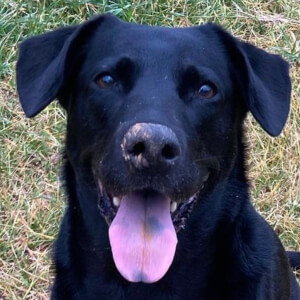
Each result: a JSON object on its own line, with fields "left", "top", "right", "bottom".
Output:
{"left": 96, "top": 74, "right": 116, "bottom": 88}
{"left": 196, "top": 84, "right": 216, "bottom": 99}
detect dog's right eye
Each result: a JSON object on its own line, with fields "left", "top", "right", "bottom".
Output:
{"left": 96, "top": 73, "right": 116, "bottom": 88}
{"left": 196, "top": 83, "right": 217, "bottom": 99}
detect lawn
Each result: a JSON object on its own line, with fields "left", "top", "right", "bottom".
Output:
{"left": 0, "top": 0, "right": 299, "bottom": 299}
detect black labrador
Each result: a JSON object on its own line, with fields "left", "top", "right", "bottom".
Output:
{"left": 16, "top": 14, "right": 300, "bottom": 300}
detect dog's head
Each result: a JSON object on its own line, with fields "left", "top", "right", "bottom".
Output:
{"left": 17, "top": 14, "right": 291, "bottom": 283}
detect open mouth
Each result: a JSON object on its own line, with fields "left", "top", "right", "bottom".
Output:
{"left": 97, "top": 181, "right": 204, "bottom": 232}
{"left": 96, "top": 178, "right": 208, "bottom": 283}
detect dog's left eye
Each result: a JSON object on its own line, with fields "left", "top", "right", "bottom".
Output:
{"left": 196, "top": 84, "right": 216, "bottom": 99}
{"left": 96, "top": 73, "right": 116, "bottom": 88}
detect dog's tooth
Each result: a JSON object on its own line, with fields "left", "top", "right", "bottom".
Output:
{"left": 171, "top": 201, "right": 178, "bottom": 213}
{"left": 113, "top": 197, "right": 120, "bottom": 207}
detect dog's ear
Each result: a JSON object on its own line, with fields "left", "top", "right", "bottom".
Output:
{"left": 210, "top": 24, "right": 291, "bottom": 136}
{"left": 237, "top": 41, "right": 291, "bottom": 136}
{"left": 16, "top": 15, "right": 112, "bottom": 118}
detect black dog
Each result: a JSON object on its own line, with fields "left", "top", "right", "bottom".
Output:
{"left": 17, "top": 14, "right": 300, "bottom": 299}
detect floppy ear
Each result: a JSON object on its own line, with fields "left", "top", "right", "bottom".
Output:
{"left": 238, "top": 41, "right": 291, "bottom": 136}
{"left": 209, "top": 24, "right": 291, "bottom": 136}
{"left": 16, "top": 15, "right": 110, "bottom": 118}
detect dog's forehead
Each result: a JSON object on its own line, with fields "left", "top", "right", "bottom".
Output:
{"left": 88, "top": 22, "right": 229, "bottom": 70}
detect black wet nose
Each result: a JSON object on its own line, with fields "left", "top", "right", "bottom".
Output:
{"left": 121, "top": 123, "right": 180, "bottom": 170}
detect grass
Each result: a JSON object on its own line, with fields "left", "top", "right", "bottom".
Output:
{"left": 0, "top": 0, "right": 299, "bottom": 299}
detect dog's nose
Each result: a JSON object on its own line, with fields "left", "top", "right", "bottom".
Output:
{"left": 121, "top": 123, "right": 180, "bottom": 170}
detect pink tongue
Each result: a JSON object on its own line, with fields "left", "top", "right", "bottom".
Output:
{"left": 109, "top": 192, "right": 177, "bottom": 283}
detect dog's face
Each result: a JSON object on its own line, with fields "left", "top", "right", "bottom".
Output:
{"left": 74, "top": 20, "right": 239, "bottom": 214}
{"left": 17, "top": 15, "right": 290, "bottom": 284}
{"left": 72, "top": 22, "right": 240, "bottom": 282}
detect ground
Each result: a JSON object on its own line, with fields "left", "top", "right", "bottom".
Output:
{"left": 0, "top": 1, "right": 299, "bottom": 299}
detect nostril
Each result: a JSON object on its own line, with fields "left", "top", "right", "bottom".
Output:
{"left": 161, "top": 144, "right": 179, "bottom": 160}
{"left": 130, "top": 142, "right": 146, "bottom": 156}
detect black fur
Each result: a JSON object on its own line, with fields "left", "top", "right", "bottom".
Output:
{"left": 16, "top": 14, "right": 300, "bottom": 299}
